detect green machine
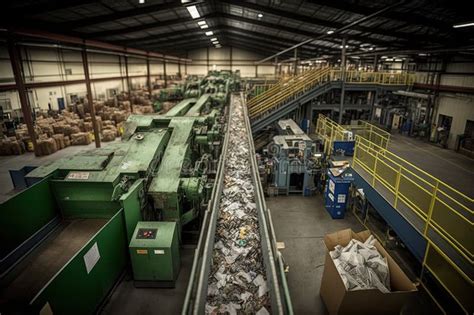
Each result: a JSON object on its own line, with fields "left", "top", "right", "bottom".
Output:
{"left": 0, "top": 70, "right": 238, "bottom": 314}
{"left": 129, "top": 221, "right": 180, "bottom": 287}
{"left": 153, "top": 86, "right": 184, "bottom": 112}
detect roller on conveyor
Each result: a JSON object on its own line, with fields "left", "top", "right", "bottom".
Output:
{"left": 182, "top": 93, "right": 293, "bottom": 314}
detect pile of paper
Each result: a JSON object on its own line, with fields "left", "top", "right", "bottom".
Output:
{"left": 330, "top": 235, "right": 391, "bottom": 293}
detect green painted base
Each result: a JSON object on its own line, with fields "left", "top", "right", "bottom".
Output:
{"left": 133, "top": 280, "right": 176, "bottom": 288}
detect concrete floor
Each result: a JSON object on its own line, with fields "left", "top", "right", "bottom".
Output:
{"left": 389, "top": 134, "right": 474, "bottom": 198}
{"left": 0, "top": 135, "right": 463, "bottom": 313}
{"left": 100, "top": 247, "right": 195, "bottom": 315}
{"left": 267, "top": 194, "right": 363, "bottom": 314}
{"left": 99, "top": 194, "right": 365, "bottom": 315}
{"left": 0, "top": 140, "right": 119, "bottom": 202}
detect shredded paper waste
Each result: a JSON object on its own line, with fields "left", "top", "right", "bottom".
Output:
{"left": 206, "top": 96, "right": 270, "bottom": 314}
{"left": 330, "top": 235, "right": 391, "bottom": 293}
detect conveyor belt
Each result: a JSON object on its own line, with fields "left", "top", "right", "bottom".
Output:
{"left": 0, "top": 219, "right": 107, "bottom": 312}
{"left": 182, "top": 93, "right": 292, "bottom": 314}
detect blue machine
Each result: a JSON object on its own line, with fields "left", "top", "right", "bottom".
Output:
{"left": 333, "top": 140, "right": 355, "bottom": 156}
{"left": 324, "top": 170, "right": 353, "bottom": 219}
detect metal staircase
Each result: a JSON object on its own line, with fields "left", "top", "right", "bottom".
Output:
{"left": 248, "top": 68, "right": 415, "bottom": 133}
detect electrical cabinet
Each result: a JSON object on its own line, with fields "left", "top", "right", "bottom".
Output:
{"left": 129, "top": 221, "right": 180, "bottom": 287}
{"left": 325, "top": 171, "right": 354, "bottom": 219}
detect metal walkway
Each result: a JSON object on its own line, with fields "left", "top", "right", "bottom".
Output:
{"left": 388, "top": 134, "right": 474, "bottom": 198}
{"left": 352, "top": 136, "right": 473, "bottom": 314}
{"left": 313, "top": 115, "right": 473, "bottom": 314}
{"left": 248, "top": 68, "right": 415, "bottom": 133}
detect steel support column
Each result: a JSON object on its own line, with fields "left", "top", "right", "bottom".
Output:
{"left": 338, "top": 38, "right": 347, "bottom": 124}
{"left": 370, "top": 90, "right": 378, "bottom": 122}
{"left": 124, "top": 56, "right": 133, "bottom": 112}
{"left": 293, "top": 48, "right": 298, "bottom": 76}
{"left": 373, "top": 54, "right": 378, "bottom": 72}
{"left": 230, "top": 46, "right": 233, "bottom": 71}
{"left": 146, "top": 56, "right": 152, "bottom": 95}
{"left": 185, "top": 51, "right": 188, "bottom": 75}
{"left": 178, "top": 62, "right": 182, "bottom": 79}
{"left": 163, "top": 60, "right": 167, "bottom": 88}
{"left": 8, "top": 39, "right": 40, "bottom": 156}
{"left": 81, "top": 48, "right": 101, "bottom": 148}
{"left": 274, "top": 56, "right": 278, "bottom": 77}
{"left": 124, "top": 56, "right": 131, "bottom": 92}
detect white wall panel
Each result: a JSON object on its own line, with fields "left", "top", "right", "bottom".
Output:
{"left": 436, "top": 94, "right": 474, "bottom": 149}
{"left": 187, "top": 47, "right": 273, "bottom": 77}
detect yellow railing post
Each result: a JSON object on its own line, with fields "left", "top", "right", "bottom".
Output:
{"left": 394, "top": 165, "right": 402, "bottom": 208}
{"left": 372, "top": 150, "right": 379, "bottom": 186}
{"left": 424, "top": 181, "right": 439, "bottom": 236}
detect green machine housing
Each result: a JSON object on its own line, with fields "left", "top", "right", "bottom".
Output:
{"left": 0, "top": 70, "right": 237, "bottom": 314}
{"left": 129, "top": 221, "right": 180, "bottom": 287}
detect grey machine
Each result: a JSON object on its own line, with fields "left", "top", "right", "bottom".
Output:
{"left": 269, "top": 119, "right": 323, "bottom": 195}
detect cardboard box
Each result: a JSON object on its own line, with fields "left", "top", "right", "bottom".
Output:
{"left": 320, "top": 229, "right": 417, "bottom": 315}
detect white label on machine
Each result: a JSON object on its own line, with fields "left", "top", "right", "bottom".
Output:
{"left": 329, "top": 180, "right": 335, "bottom": 194}
{"left": 338, "top": 194, "right": 346, "bottom": 203}
{"left": 328, "top": 193, "right": 334, "bottom": 201}
{"left": 154, "top": 249, "right": 165, "bottom": 255}
{"left": 67, "top": 171, "right": 90, "bottom": 180}
{"left": 84, "top": 242, "right": 100, "bottom": 274}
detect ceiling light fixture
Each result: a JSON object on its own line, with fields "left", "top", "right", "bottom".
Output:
{"left": 205, "top": 31, "right": 214, "bottom": 36}
{"left": 327, "top": 30, "right": 334, "bottom": 35}
{"left": 197, "top": 21, "right": 206, "bottom": 26}
{"left": 139, "top": 0, "right": 145, "bottom": 3}
{"left": 453, "top": 22, "right": 474, "bottom": 28}
{"left": 210, "top": 37, "right": 217, "bottom": 41}
{"left": 257, "top": 13, "right": 263, "bottom": 18}
{"left": 186, "top": 5, "right": 200, "bottom": 19}
{"left": 200, "top": 24, "right": 208, "bottom": 29}
{"left": 215, "top": 45, "right": 222, "bottom": 48}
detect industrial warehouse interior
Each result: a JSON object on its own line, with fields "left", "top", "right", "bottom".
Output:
{"left": 0, "top": 0, "right": 473, "bottom": 314}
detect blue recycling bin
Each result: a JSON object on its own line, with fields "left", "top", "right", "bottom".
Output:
{"left": 324, "top": 171, "right": 354, "bottom": 219}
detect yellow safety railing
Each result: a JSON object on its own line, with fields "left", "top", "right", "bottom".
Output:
{"left": 353, "top": 135, "right": 474, "bottom": 313}
{"left": 248, "top": 69, "right": 415, "bottom": 121}
{"left": 348, "top": 120, "right": 391, "bottom": 149}
{"left": 316, "top": 114, "right": 351, "bottom": 155}
{"left": 247, "top": 68, "right": 322, "bottom": 108}
{"left": 315, "top": 114, "right": 391, "bottom": 154}
{"left": 330, "top": 70, "right": 416, "bottom": 85}
{"left": 249, "top": 67, "right": 330, "bottom": 118}
{"left": 247, "top": 75, "right": 291, "bottom": 107}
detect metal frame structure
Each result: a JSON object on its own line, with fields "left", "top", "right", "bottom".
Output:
{"left": 183, "top": 93, "right": 293, "bottom": 314}
{"left": 351, "top": 136, "right": 473, "bottom": 314}
{"left": 248, "top": 67, "right": 415, "bottom": 133}
{"left": 1, "top": 1, "right": 471, "bottom": 58}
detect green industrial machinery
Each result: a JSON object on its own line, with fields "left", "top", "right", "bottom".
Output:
{"left": 153, "top": 86, "right": 184, "bottom": 112}
{"left": 129, "top": 221, "right": 180, "bottom": 287}
{"left": 0, "top": 70, "right": 238, "bottom": 314}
